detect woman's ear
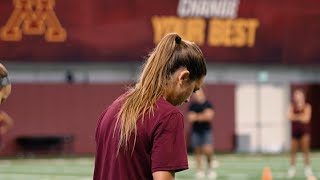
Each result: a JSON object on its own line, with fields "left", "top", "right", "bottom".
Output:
{"left": 178, "top": 69, "right": 190, "bottom": 85}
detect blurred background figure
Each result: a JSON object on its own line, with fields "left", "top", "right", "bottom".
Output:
{"left": 187, "top": 88, "right": 217, "bottom": 179}
{"left": 65, "top": 69, "right": 75, "bottom": 84}
{"left": 0, "top": 63, "right": 13, "bottom": 151}
{"left": 0, "top": 111, "right": 13, "bottom": 151}
{"left": 0, "top": 63, "right": 11, "bottom": 104}
{"left": 287, "top": 89, "right": 313, "bottom": 178}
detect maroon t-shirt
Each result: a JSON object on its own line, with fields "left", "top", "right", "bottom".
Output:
{"left": 93, "top": 96, "right": 188, "bottom": 180}
{"left": 291, "top": 105, "right": 310, "bottom": 139}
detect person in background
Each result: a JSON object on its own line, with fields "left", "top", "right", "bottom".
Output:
{"left": 94, "top": 33, "right": 207, "bottom": 180}
{"left": 188, "top": 88, "right": 217, "bottom": 179}
{"left": 0, "top": 63, "right": 13, "bottom": 150}
{"left": 0, "top": 111, "right": 14, "bottom": 150}
{"left": 287, "top": 89, "right": 313, "bottom": 178}
{"left": 0, "top": 63, "right": 11, "bottom": 104}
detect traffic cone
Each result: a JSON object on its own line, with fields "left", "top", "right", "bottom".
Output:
{"left": 261, "top": 166, "right": 272, "bottom": 180}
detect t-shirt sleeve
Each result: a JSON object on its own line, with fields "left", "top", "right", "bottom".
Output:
{"left": 151, "top": 112, "right": 188, "bottom": 173}
{"left": 95, "top": 109, "right": 108, "bottom": 142}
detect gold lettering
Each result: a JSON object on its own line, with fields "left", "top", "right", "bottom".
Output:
{"left": 151, "top": 16, "right": 205, "bottom": 45}
{"left": 152, "top": 16, "right": 184, "bottom": 44}
{"left": 1, "top": 0, "right": 66, "bottom": 42}
{"left": 208, "top": 19, "right": 225, "bottom": 46}
{"left": 208, "top": 18, "right": 259, "bottom": 47}
{"left": 224, "top": 20, "right": 232, "bottom": 47}
{"left": 0, "top": 0, "right": 30, "bottom": 41}
{"left": 185, "top": 18, "right": 205, "bottom": 45}
{"left": 231, "top": 18, "right": 246, "bottom": 47}
{"left": 246, "top": 19, "right": 259, "bottom": 47}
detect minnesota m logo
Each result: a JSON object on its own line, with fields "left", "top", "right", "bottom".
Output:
{"left": 1, "top": 0, "right": 66, "bottom": 42}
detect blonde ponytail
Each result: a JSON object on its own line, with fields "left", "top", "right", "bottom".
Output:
{"left": 116, "top": 33, "right": 206, "bottom": 152}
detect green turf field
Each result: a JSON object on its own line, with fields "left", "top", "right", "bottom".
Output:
{"left": 0, "top": 153, "right": 319, "bottom": 180}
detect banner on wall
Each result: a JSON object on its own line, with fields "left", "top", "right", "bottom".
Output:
{"left": 0, "top": 0, "right": 319, "bottom": 64}
{"left": 152, "top": 0, "right": 259, "bottom": 48}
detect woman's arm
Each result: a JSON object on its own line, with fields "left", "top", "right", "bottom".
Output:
{"left": 153, "top": 171, "right": 175, "bottom": 180}
{"left": 287, "top": 104, "right": 312, "bottom": 123}
{"left": 197, "top": 108, "right": 215, "bottom": 122}
{"left": 298, "top": 104, "right": 312, "bottom": 124}
{"left": 187, "top": 111, "right": 198, "bottom": 123}
{"left": 287, "top": 105, "right": 299, "bottom": 121}
{"left": 0, "top": 111, "right": 14, "bottom": 135}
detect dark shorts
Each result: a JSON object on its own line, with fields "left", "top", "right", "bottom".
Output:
{"left": 291, "top": 121, "right": 310, "bottom": 139}
{"left": 191, "top": 129, "right": 213, "bottom": 148}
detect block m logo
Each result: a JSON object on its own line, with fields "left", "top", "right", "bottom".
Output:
{"left": 1, "top": 0, "right": 67, "bottom": 42}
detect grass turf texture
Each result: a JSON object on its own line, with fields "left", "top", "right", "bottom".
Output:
{"left": 0, "top": 152, "right": 319, "bottom": 180}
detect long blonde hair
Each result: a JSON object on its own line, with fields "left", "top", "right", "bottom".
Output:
{"left": 116, "top": 33, "right": 207, "bottom": 151}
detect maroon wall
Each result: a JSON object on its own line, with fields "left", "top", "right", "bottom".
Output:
{"left": 0, "top": 83, "right": 235, "bottom": 156}
{"left": 0, "top": 83, "right": 127, "bottom": 155}
{"left": 309, "top": 85, "right": 320, "bottom": 149}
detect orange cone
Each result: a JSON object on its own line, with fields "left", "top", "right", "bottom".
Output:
{"left": 261, "top": 166, "right": 272, "bottom": 180}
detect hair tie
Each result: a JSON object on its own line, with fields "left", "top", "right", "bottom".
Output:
{"left": 175, "top": 36, "right": 181, "bottom": 44}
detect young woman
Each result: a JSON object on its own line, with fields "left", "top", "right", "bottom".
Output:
{"left": 0, "top": 63, "right": 11, "bottom": 104}
{"left": 287, "top": 89, "right": 313, "bottom": 178}
{"left": 187, "top": 88, "right": 216, "bottom": 179}
{"left": 0, "top": 63, "right": 13, "bottom": 150}
{"left": 94, "top": 33, "right": 207, "bottom": 180}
